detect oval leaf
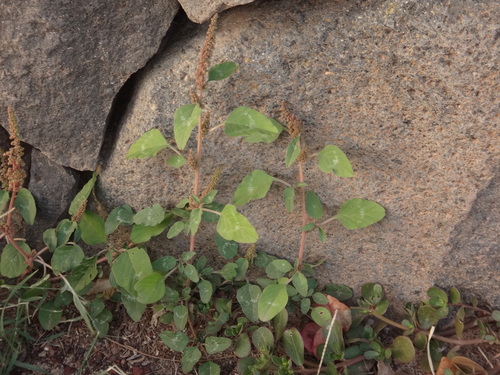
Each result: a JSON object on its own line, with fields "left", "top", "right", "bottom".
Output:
{"left": 285, "top": 136, "right": 301, "bottom": 167}
{"left": 208, "top": 61, "right": 239, "bottom": 81}
{"left": 199, "top": 361, "right": 221, "bottom": 375}
{"left": 215, "top": 233, "right": 238, "bottom": 259}
{"left": 284, "top": 187, "right": 295, "bottom": 212}
{"left": 0, "top": 241, "right": 30, "bottom": 278}
{"left": 258, "top": 284, "right": 288, "bottom": 322}
{"left": 181, "top": 347, "right": 201, "bottom": 373}
{"left": 14, "top": 188, "right": 36, "bottom": 225}
{"left": 317, "top": 145, "right": 354, "bottom": 177}
{"left": 198, "top": 280, "right": 213, "bottom": 304}
{"left": 217, "top": 204, "right": 258, "bottom": 243}
{"left": 391, "top": 336, "right": 415, "bottom": 363}
{"left": 283, "top": 328, "right": 304, "bottom": 366}
{"left": 306, "top": 191, "right": 323, "bottom": 219}
{"left": 174, "top": 304, "right": 188, "bottom": 330}
{"left": 174, "top": 104, "right": 202, "bottom": 150}
{"left": 39, "top": 301, "right": 62, "bottom": 330}
{"left": 80, "top": 211, "right": 107, "bottom": 245}
{"left": 233, "top": 169, "right": 275, "bottom": 207}
{"left": 335, "top": 199, "right": 385, "bottom": 229}
{"left": 134, "top": 272, "right": 165, "bottom": 304}
{"left": 126, "top": 129, "right": 168, "bottom": 159}
{"left": 160, "top": 331, "right": 189, "bottom": 352}
{"left": 105, "top": 204, "right": 134, "bottom": 235}
{"left": 133, "top": 204, "right": 166, "bottom": 226}
{"left": 51, "top": 245, "right": 85, "bottom": 275}
{"left": 235, "top": 333, "right": 251, "bottom": 358}
{"left": 237, "top": 284, "right": 261, "bottom": 322}
{"left": 205, "top": 337, "right": 232, "bottom": 354}
{"left": 252, "top": 327, "right": 274, "bottom": 352}
{"left": 225, "top": 107, "right": 283, "bottom": 143}
{"left": 166, "top": 154, "right": 187, "bottom": 168}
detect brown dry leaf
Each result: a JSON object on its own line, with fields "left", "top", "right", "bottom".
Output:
{"left": 436, "top": 357, "right": 456, "bottom": 375}
{"left": 451, "top": 356, "right": 487, "bottom": 375}
{"left": 324, "top": 294, "right": 352, "bottom": 332}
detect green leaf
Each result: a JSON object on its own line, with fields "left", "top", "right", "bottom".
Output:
{"left": 202, "top": 190, "right": 218, "bottom": 204}
{"left": 285, "top": 136, "right": 301, "bottom": 167}
{"left": 233, "top": 169, "right": 275, "bottom": 207}
{"left": 266, "top": 259, "right": 293, "bottom": 279}
{"left": 152, "top": 256, "right": 177, "bottom": 273}
{"left": 217, "top": 262, "right": 238, "bottom": 281}
{"left": 174, "top": 305, "right": 188, "bottom": 330}
{"left": 111, "top": 247, "right": 153, "bottom": 296}
{"left": 67, "top": 256, "right": 97, "bottom": 292}
{"left": 51, "top": 245, "right": 84, "bottom": 275}
{"left": 105, "top": 204, "right": 134, "bottom": 235}
{"left": 252, "top": 327, "right": 274, "bottom": 351}
{"left": 208, "top": 61, "right": 239, "bottom": 81}
{"left": 14, "top": 188, "right": 36, "bottom": 225}
{"left": 335, "top": 199, "right": 385, "bottom": 229}
{"left": 283, "top": 187, "right": 295, "bottom": 212}
{"left": 199, "top": 361, "right": 221, "bottom": 375}
{"left": 306, "top": 191, "right": 323, "bottom": 219}
{"left": 188, "top": 208, "right": 202, "bottom": 235}
{"left": 43, "top": 228, "right": 57, "bottom": 252}
{"left": 273, "top": 307, "right": 288, "bottom": 341}
{"left": 217, "top": 204, "right": 258, "bottom": 243}
{"left": 302, "top": 222, "right": 315, "bottom": 232}
{"left": 283, "top": 328, "right": 304, "bottom": 366}
{"left": 361, "top": 283, "right": 384, "bottom": 304}
{"left": 317, "top": 145, "right": 354, "bottom": 177}
{"left": 134, "top": 272, "right": 165, "bottom": 304}
{"left": 235, "top": 257, "right": 249, "bottom": 281}
{"left": 131, "top": 214, "right": 172, "bottom": 243}
{"left": 166, "top": 154, "right": 187, "bottom": 168}
{"left": 324, "top": 284, "right": 353, "bottom": 301}
{"left": 390, "top": 336, "right": 415, "bottom": 363}
{"left": 69, "top": 172, "right": 96, "bottom": 216}
{"left": 492, "top": 310, "right": 500, "bottom": 322}
{"left": 133, "top": 204, "right": 165, "bottom": 226}
{"left": 184, "top": 264, "right": 200, "bottom": 283}
{"left": 258, "top": 284, "right": 288, "bottom": 322}
{"left": 311, "top": 306, "right": 332, "bottom": 327}
{"left": 300, "top": 298, "right": 311, "bottom": 314}
{"left": 225, "top": 107, "right": 283, "bottom": 143}
{"left": 38, "top": 301, "right": 62, "bottom": 330}
{"left": 198, "top": 280, "right": 213, "bottom": 304}
{"left": 215, "top": 233, "right": 238, "bottom": 259}
{"left": 237, "top": 284, "right": 261, "bottom": 322}
{"left": 235, "top": 333, "right": 251, "bottom": 358}
{"left": 0, "top": 241, "right": 30, "bottom": 278}
{"left": 160, "top": 331, "right": 189, "bottom": 352}
{"left": 120, "top": 289, "right": 146, "bottom": 321}
{"left": 317, "top": 227, "right": 327, "bottom": 242}
{"left": 166, "top": 221, "right": 186, "bottom": 239}
{"left": 79, "top": 211, "right": 107, "bottom": 245}
{"left": 181, "top": 347, "right": 201, "bottom": 373}
{"left": 427, "top": 287, "right": 448, "bottom": 304}
{"left": 292, "top": 272, "right": 308, "bottom": 297}
{"left": 126, "top": 129, "right": 168, "bottom": 159}
{"left": 0, "top": 190, "right": 9, "bottom": 213}
{"left": 449, "top": 287, "right": 461, "bottom": 304}
{"left": 205, "top": 337, "right": 232, "bottom": 354}
{"left": 56, "top": 219, "right": 77, "bottom": 247}
{"left": 417, "top": 305, "right": 441, "bottom": 330}
{"left": 174, "top": 104, "right": 202, "bottom": 150}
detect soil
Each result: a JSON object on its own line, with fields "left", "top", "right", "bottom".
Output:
{"left": 3, "top": 298, "right": 499, "bottom": 375}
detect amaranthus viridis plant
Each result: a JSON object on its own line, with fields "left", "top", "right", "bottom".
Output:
{"left": 0, "top": 107, "right": 35, "bottom": 274}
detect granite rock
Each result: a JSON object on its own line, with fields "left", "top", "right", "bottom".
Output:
{"left": 0, "top": 0, "right": 179, "bottom": 170}
{"left": 99, "top": 0, "right": 499, "bottom": 305}
{"left": 178, "top": 0, "right": 256, "bottom": 23}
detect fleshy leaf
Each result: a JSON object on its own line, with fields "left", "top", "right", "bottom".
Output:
{"left": 335, "top": 199, "right": 385, "bottom": 229}
{"left": 225, "top": 107, "right": 283, "bottom": 143}
{"left": 390, "top": 336, "right": 415, "bottom": 363}
{"left": 14, "top": 188, "right": 36, "bottom": 225}
{"left": 126, "top": 129, "right": 168, "bottom": 159}
{"left": 317, "top": 145, "right": 354, "bottom": 177}
{"left": 208, "top": 61, "right": 239, "bottom": 81}
{"left": 217, "top": 204, "right": 258, "bottom": 243}
{"left": 174, "top": 104, "right": 202, "bottom": 150}
{"left": 233, "top": 169, "right": 275, "bottom": 207}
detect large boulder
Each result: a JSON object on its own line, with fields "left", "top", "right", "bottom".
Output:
{"left": 178, "top": 0, "right": 256, "bottom": 23}
{"left": 98, "top": 0, "right": 499, "bottom": 305}
{"left": 0, "top": 0, "right": 179, "bottom": 171}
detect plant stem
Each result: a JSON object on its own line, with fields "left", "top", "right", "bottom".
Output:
{"left": 273, "top": 177, "right": 293, "bottom": 188}
{"left": 369, "top": 311, "right": 408, "bottom": 330}
{"left": 297, "top": 157, "right": 307, "bottom": 269}
{"left": 208, "top": 123, "right": 225, "bottom": 132}
{"left": 189, "top": 114, "right": 204, "bottom": 253}
{"left": 431, "top": 334, "right": 486, "bottom": 346}
{"left": 201, "top": 208, "right": 221, "bottom": 216}
{"left": 319, "top": 216, "right": 336, "bottom": 227}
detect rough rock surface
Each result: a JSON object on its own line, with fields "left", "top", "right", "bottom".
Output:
{"left": 178, "top": 0, "right": 256, "bottom": 23}
{"left": 99, "top": 0, "right": 499, "bottom": 305}
{"left": 0, "top": 0, "right": 179, "bottom": 171}
{"left": 26, "top": 149, "right": 78, "bottom": 246}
